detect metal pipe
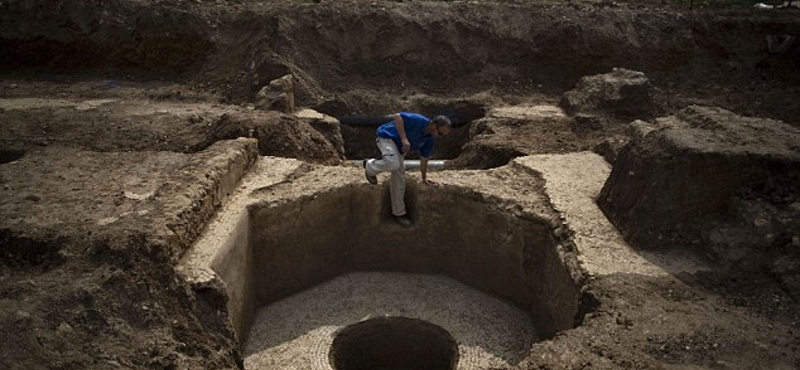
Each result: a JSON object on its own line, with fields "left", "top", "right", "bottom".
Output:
{"left": 348, "top": 159, "right": 447, "bottom": 172}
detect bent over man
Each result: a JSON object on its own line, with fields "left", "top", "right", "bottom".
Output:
{"left": 363, "top": 112, "right": 452, "bottom": 227}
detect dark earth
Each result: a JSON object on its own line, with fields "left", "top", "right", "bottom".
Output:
{"left": 1, "top": 0, "right": 799, "bottom": 370}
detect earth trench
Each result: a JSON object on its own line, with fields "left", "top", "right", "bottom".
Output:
{"left": 0, "top": 1, "right": 799, "bottom": 370}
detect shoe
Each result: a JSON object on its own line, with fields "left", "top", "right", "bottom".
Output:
{"left": 394, "top": 214, "right": 413, "bottom": 228}
{"left": 363, "top": 159, "right": 377, "bottom": 185}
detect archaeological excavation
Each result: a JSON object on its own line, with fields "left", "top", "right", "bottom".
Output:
{"left": 1, "top": 1, "right": 799, "bottom": 370}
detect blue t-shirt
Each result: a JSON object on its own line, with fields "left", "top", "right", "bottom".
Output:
{"left": 376, "top": 112, "right": 435, "bottom": 158}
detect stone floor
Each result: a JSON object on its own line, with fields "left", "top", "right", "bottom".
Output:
{"left": 243, "top": 272, "right": 537, "bottom": 370}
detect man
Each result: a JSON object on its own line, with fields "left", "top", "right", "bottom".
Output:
{"left": 363, "top": 112, "right": 452, "bottom": 227}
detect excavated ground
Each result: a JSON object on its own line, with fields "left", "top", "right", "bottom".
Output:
{"left": 1, "top": 1, "right": 799, "bottom": 370}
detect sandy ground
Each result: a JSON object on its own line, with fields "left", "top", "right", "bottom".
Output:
{"left": 517, "top": 153, "right": 710, "bottom": 277}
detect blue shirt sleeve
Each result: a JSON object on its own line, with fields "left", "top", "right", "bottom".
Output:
{"left": 399, "top": 113, "right": 435, "bottom": 157}
{"left": 399, "top": 112, "right": 429, "bottom": 130}
{"left": 419, "top": 137, "right": 435, "bottom": 158}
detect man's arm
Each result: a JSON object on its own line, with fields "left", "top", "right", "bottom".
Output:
{"left": 392, "top": 113, "right": 411, "bottom": 155}
{"left": 420, "top": 157, "right": 438, "bottom": 185}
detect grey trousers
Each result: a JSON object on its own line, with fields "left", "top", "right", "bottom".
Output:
{"left": 365, "top": 137, "right": 406, "bottom": 216}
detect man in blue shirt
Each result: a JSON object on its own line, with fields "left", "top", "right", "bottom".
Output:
{"left": 363, "top": 112, "right": 452, "bottom": 227}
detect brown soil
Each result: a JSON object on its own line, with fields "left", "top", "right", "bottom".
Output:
{"left": 1, "top": 0, "right": 798, "bottom": 370}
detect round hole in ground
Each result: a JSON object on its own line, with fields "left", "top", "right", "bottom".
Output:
{"left": 330, "top": 316, "right": 458, "bottom": 370}
{"left": 0, "top": 149, "right": 24, "bottom": 164}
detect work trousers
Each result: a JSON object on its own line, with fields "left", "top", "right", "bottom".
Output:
{"left": 365, "top": 137, "right": 406, "bottom": 216}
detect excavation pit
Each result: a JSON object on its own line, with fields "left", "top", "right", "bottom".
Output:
{"left": 179, "top": 158, "right": 583, "bottom": 370}
{"left": 3, "top": 0, "right": 800, "bottom": 368}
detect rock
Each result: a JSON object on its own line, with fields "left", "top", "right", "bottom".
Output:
{"left": 560, "top": 68, "right": 653, "bottom": 119}
{"left": 14, "top": 310, "right": 31, "bottom": 323}
{"left": 188, "top": 113, "right": 204, "bottom": 124}
{"left": 210, "top": 111, "right": 341, "bottom": 165}
{"left": 57, "top": 322, "right": 73, "bottom": 334}
{"left": 627, "top": 119, "right": 660, "bottom": 140}
{"left": 571, "top": 113, "right": 606, "bottom": 134}
{"left": 598, "top": 106, "right": 800, "bottom": 283}
{"left": 255, "top": 74, "right": 295, "bottom": 113}
{"left": 295, "top": 109, "right": 345, "bottom": 159}
{"left": 592, "top": 135, "right": 629, "bottom": 165}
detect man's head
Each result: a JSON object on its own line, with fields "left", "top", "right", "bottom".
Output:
{"left": 428, "top": 115, "right": 452, "bottom": 137}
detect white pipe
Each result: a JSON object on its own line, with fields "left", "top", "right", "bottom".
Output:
{"left": 348, "top": 159, "right": 447, "bottom": 171}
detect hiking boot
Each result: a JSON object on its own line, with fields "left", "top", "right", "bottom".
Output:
{"left": 394, "top": 214, "right": 413, "bottom": 228}
{"left": 363, "top": 159, "right": 377, "bottom": 185}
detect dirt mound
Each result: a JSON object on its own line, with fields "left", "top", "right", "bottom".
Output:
{"left": 0, "top": 140, "right": 259, "bottom": 370}
{"left": 599, "top": 105, "right": 800, "bottom": 296}
{"left": 0, "top": 98, "right": 341, "bottom": 164}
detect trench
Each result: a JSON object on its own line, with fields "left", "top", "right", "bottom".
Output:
{"left": 203, "top": 182, "right": 582, "bottom": 370}
{"left": 337, "top": 112, "right": 480, "bottom": 161}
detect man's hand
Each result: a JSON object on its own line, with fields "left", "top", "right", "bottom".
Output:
{"left": 393, "top": 114, "right": 411, "bottom": 156}
{"left": 420, "top": 157, "right": 435, "bottom": 185}
{"left": 401, "top": 138, "right": 411, "bottom": 155}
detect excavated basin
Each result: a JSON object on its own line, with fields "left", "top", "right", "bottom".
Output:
{"left": 186, "top": 163, "right": 583, "bottom": 370}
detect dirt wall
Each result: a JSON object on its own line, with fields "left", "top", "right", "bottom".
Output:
{"left": 3, "top": 1, "right": 798, "bottom": 121}
{"left": 247, "top": 184, "right": 581, "bottom": 338}
{"left": 0, "top": 0, "right": 213, "bottom": 75}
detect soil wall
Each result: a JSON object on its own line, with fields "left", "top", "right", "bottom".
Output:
{"left": 247, "top": 185, "right": 581, "bottom": 338}
{"left": 3, "top": 1, "right": 798, "bottom": 121}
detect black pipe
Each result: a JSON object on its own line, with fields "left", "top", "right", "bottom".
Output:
{"left": 339, "top": 115, "right": 392, "bottom": 127}
{"left": 338, "top": 114, "right": 469, "bottom": 128}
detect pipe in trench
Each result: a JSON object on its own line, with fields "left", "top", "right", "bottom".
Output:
{"left": 347, "top": 160, "right": 447, "bottom": 172}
